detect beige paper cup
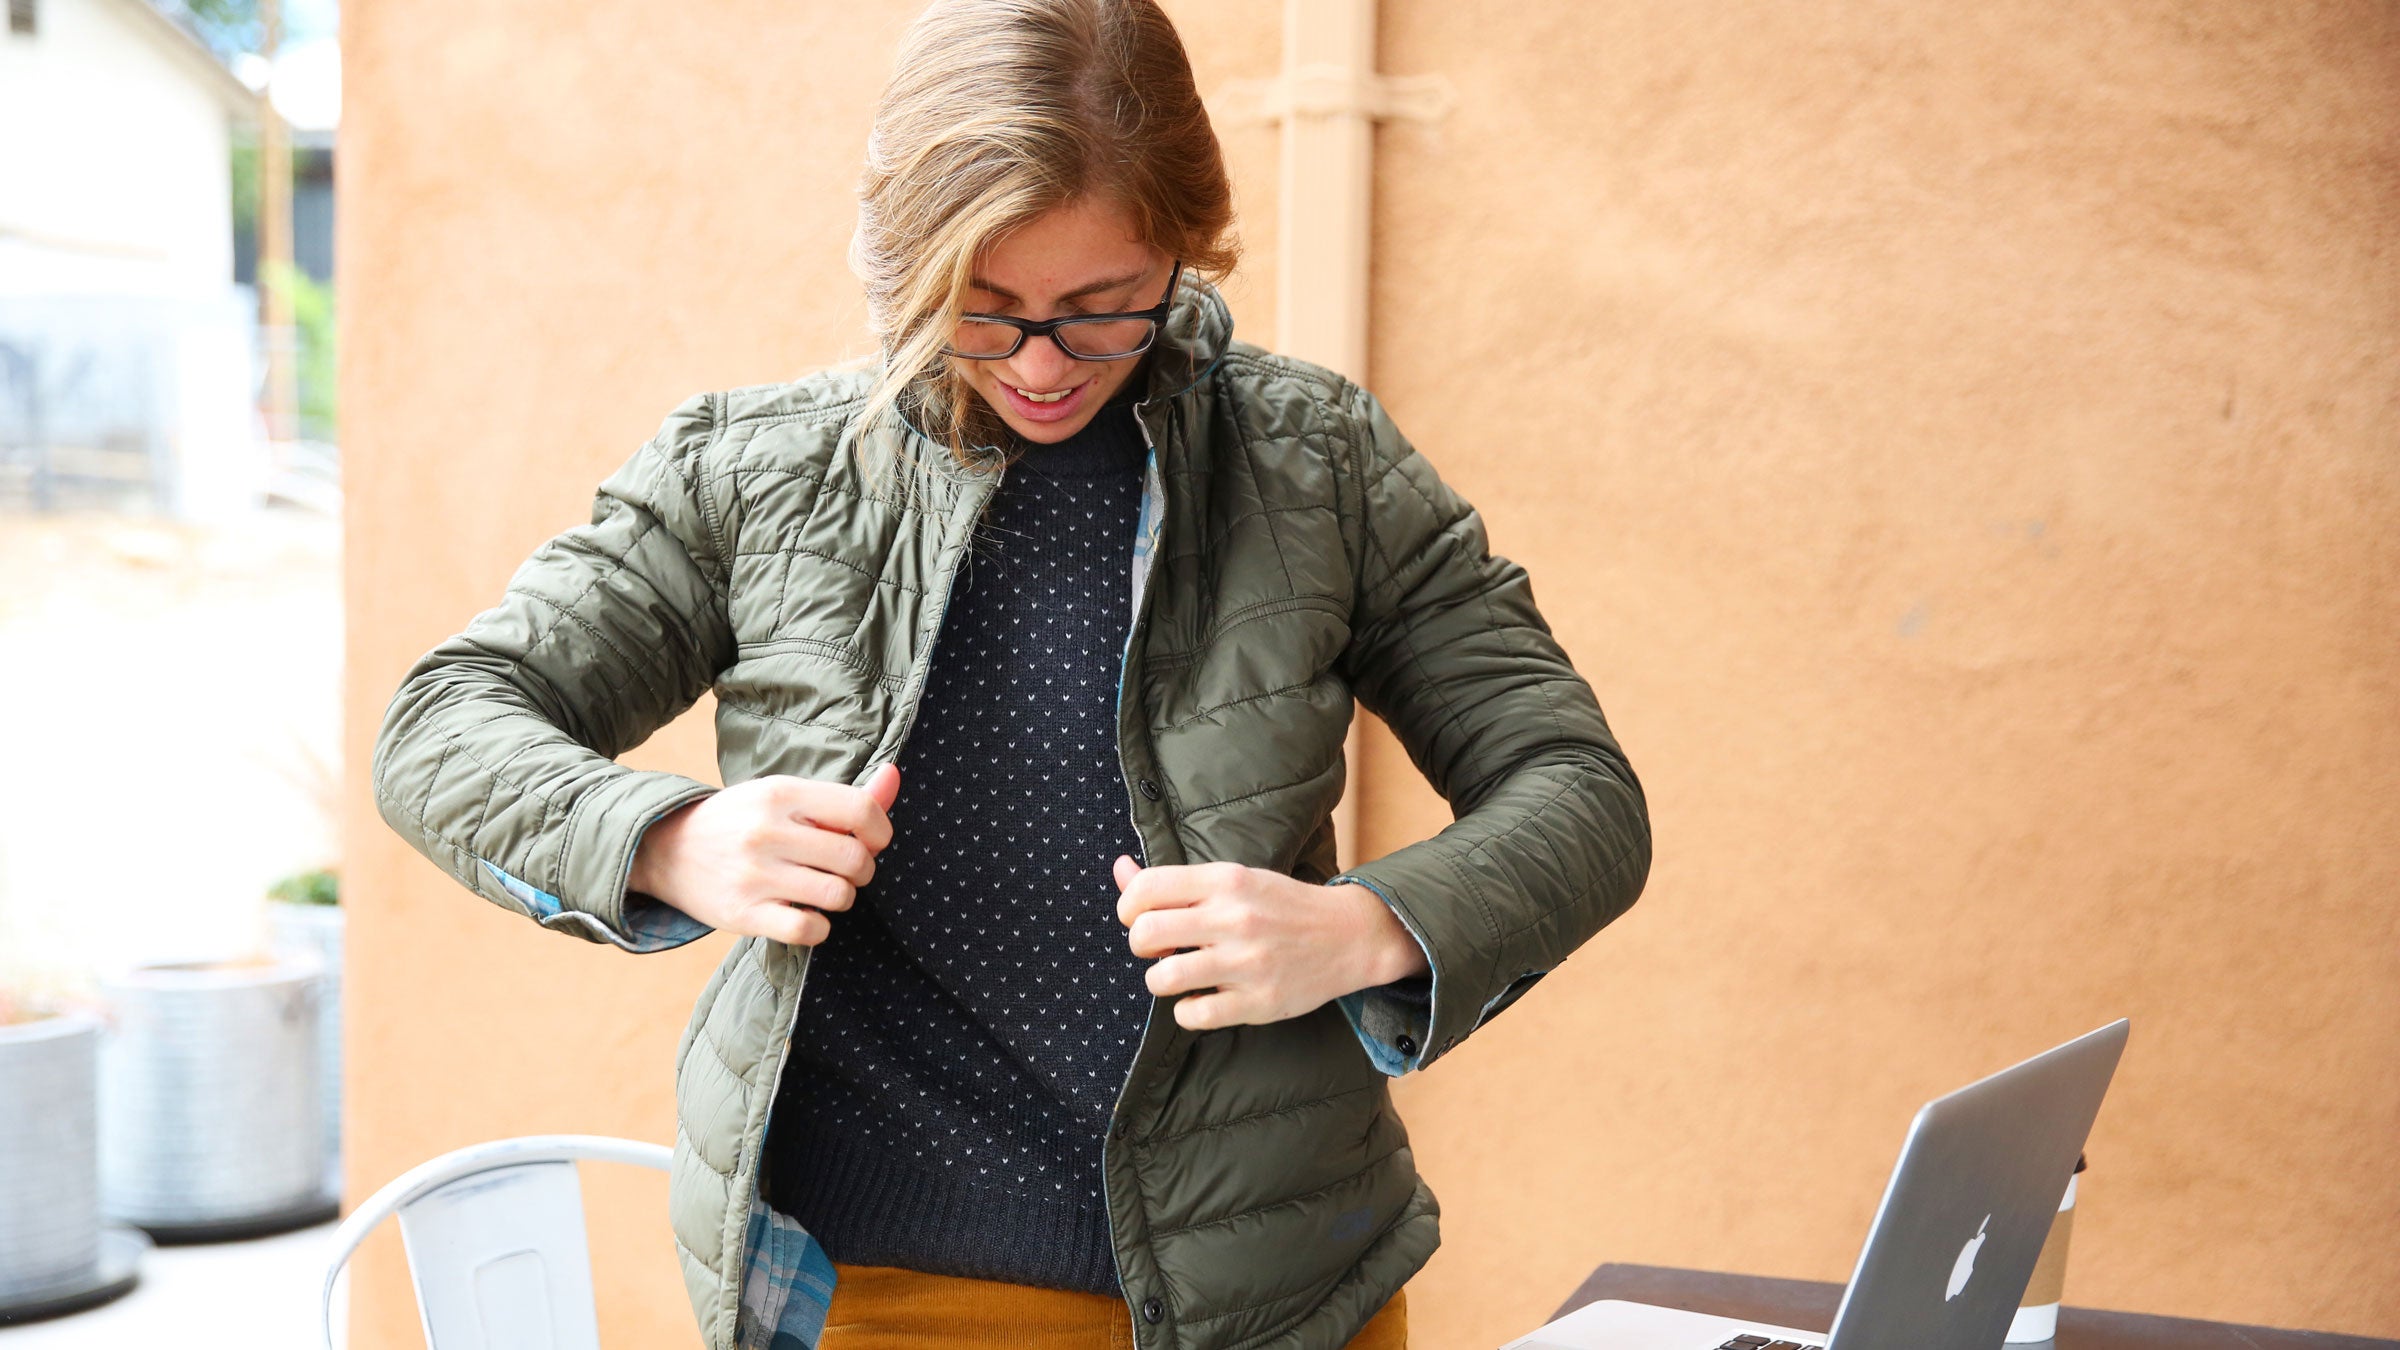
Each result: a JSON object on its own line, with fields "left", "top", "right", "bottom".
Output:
{"left": 2005, "top": 1156, "right": 2083, "bottom": 1343}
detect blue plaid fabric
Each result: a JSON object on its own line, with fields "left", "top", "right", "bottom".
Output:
{"left": 617, "top": 894, "right": 716, "bottom": 951}
{"left": 477, "top": 858, "right": 715, "bottom": 953}
{"left": 478, "top": 857, "right": 566, "bottom": 918}
{"left": 1128, "top": 431, "right": 1166, "bottom": 623}
{"left": 733, "top": 1198, "right": 839, "bottom": 1350}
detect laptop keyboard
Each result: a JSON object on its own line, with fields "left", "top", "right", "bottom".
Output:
{"left": 1715, "top": 1336, "right": 1824, "bottom": 1350}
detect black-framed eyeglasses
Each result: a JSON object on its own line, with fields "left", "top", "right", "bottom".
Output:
{"left": 942, "top": 260, "right": 1183, "bottom": 362}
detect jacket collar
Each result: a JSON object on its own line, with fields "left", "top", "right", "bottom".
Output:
{"left": 1134, "top": 270, "right": 1234, "bottom": 406}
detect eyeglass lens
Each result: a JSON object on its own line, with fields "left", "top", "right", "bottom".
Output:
{"left": 950, "top": 316, "right": 1159, "bottom": 360}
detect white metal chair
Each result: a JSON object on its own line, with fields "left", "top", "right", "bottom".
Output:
{"left": 320, "top": 1134, "right": 671, "bottom": 1350}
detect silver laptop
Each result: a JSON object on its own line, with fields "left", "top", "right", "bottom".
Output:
{"left": 1502, "top": 1019, "right": 2130, "bottom": 1350}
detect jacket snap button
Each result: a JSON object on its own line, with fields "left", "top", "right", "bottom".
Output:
{"left": 1142, "top": 1296, "right": 1165, "bottom": 1324}
{"left": 1137, "top": 777, "right": 1161, "bottom": 801}
{"left": 1111, "top": 1118, "right": 1127, "bottom": 1140}
{"left": 1395, "top": 1034, "right": 1418, "bottom": 1057}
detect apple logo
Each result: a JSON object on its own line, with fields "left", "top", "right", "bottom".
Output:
{"left": 1946, "top": 1215, "right": 1990, "bottom": 1301}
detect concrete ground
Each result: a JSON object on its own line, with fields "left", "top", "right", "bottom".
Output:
{"left": 0, "top": 505, "right": 342, "bottom": 997}
{"left": 0, "top": 1221, "right": 346, "bottom": 1349}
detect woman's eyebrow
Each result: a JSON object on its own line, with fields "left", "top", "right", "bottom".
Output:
{"left": 967, "top": 268, "right": 1151, "bottom": 306}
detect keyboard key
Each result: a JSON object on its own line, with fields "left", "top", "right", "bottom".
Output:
{"left": 1762, "top": 1342, "right": 1805, "bottom": 1350}
{"left": 1719, "top": 1339, "right": 1770, "bottom": 1349}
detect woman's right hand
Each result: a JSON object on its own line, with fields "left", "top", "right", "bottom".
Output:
{"left": 628, "top": 763, "right": 901, "bottom": 945}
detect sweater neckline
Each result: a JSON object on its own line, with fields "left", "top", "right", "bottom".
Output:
{"left": 1007, "top": 391, "right": 1145, "bottom": 481}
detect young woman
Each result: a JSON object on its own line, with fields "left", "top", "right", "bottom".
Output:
{"left": 371, "top": 1, "right": 1651, "bottom": 1347}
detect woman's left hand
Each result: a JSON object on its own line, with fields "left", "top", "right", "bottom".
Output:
{"left": 1114, "top": 856, "right": 1430, "bottom": 1031}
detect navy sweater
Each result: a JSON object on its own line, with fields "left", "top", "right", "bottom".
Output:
{"left": 761, "top": 388, "right": 1153, "bottom": 1293}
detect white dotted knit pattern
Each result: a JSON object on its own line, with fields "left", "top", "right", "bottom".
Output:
{"left": 764, "top": 398, "right": 1151, "bottom": 1290}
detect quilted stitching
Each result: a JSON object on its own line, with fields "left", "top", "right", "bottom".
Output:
{"left": 369, "top": 275, "right": 1649, "bottom": 1350}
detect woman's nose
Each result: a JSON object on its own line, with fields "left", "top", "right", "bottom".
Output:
{"left": 1006, "top": 334, "right": 1084, "bottom": 390}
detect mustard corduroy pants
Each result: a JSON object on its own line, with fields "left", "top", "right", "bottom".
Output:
{"left": 819, "top": 1262, "right": 1409, "bottom": 1348}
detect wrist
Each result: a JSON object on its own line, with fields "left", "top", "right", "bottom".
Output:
{"left": 1377, "top": 921, "right": 1430, "bottom": 985}
{"left": 1339, "top": 881, "right": 1428, "bottom": 988}
{"left": 628, "top": 802, "right": 696, "bottom": 902}
{"left": 627, "top": 840, "right": 664, "bottom": 900}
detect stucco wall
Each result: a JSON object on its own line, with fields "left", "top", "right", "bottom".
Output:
{"left": 1358, "top": 2, "right": 2399, "bottom": 1343}
{"left": 341, "top": 2, "right": 2397, "bottom": 1346}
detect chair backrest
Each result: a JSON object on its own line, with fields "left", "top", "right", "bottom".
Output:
{"left": 321, "top": 1135, "right": 671, "bottom": 1350}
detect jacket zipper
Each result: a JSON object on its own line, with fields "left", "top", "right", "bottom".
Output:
{"left": 1106, "top": 400, "right": 1171, "bottom": 1347}
{"left": 735, "top": 460, "right": 1001, "bottom": 1350}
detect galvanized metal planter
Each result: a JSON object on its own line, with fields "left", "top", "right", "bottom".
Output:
{"left": 266, "top": 899, "right": 343, "bottom": 1196}
{"left": 98, "top": 955, "right": 333, "bottom": 1237}
{"left": 0, "top": 1009, "right": 103, "bottom": 1299}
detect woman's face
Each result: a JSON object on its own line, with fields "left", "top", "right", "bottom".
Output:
{"left": 950, "top": 195, "right": 1175, "bottom": 445}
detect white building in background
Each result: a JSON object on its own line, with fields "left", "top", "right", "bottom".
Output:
{"left": 0, "top": 0, "right": 263, "bottom": 519}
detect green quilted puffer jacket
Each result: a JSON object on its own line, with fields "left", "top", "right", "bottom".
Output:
{"left": 371, "top": 275, "right": 1651, "bottom": 1349}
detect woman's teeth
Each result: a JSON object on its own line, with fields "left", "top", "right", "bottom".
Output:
{"left": 1014, "top": 386, "right": 1073, "bottom": 403}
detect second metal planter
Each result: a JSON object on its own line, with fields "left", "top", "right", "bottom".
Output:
{"left": 98, "top": 954, "right": 332, "bottom": 1236}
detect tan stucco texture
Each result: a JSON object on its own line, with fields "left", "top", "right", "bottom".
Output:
{"left": 340, "top": 2, "right": 2398, "bottom": 1346}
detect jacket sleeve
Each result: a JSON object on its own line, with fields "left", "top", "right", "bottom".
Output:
{"left": 1327, "top": 382, "right": 1652, "bottom": 1074}
{"left": 369, "top": 393, "right": 735, "bottom": 953}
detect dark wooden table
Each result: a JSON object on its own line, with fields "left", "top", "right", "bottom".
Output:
{"left": 1552, "top": 1265, "right": 2399, "bottom": 1350}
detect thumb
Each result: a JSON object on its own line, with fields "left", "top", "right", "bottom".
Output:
{"left": 1111, "top": 853, "right": 1141, "bottom": 891}
{"left": 865, "top": 761, "right": 901, "bottom": 813}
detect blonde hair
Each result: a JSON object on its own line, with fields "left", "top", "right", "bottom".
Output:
{"left": 844, "top": 0, "right": 1240, "bottom": 505}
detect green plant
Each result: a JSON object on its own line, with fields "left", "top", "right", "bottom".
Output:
{"left": 261, "top": 259, "right": 338, "bottom": 440}
{"left": 231, "top": 134, "right": 258, "bottom": 237}
{"left": 268, "top": 868, "right": 339, "bottom": 907}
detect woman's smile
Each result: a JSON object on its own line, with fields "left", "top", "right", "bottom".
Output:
{"left": 996, "top": 376, "right": 1095, "bottom": 423}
